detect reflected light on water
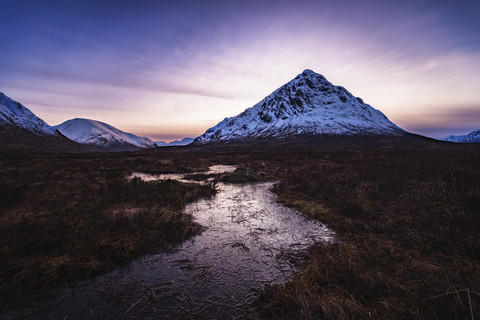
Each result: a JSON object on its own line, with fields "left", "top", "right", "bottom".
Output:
{"left": 9, "top": 165, "right": 334, "bottom": 319}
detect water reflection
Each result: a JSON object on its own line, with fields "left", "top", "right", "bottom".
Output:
{"left": 129, "top": 164, "right": 237, "bottom": 183}
{"left": 7, "top": 166, "right": 333, "bottom": 319}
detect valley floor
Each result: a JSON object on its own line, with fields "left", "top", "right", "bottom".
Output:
{"left": 1, "top": 140, "right": 479, "bottom": 319}
{"left": 251, "top": 146, "right": 480, "bottom": 319}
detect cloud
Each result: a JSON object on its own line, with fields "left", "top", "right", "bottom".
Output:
{"left": 1, "top": 0, "right": 480, "bottom": 139}
{"left": 398, "top": 105, "right": 480, "bottom": 137}
{"left": 0, "top": 61, "right": 240, "bottom": 102}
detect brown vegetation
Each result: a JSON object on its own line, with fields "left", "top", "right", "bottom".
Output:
{"left": 253, "top": 147, "right": 480, "bottom": 319}
{"left": 1, "top": 136, "right": 479, "bottom": 319}
{"left": 0, "top": 154, "right": 215, "bottom": 307}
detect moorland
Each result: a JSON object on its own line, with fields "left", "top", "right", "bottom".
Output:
{"left": 1, "top": 136, "right": 479, "bottom": 319}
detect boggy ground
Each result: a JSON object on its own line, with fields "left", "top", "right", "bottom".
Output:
{"left": 0, "top": 153, "right": 217, "bottom": 308}
{"left": 249, "top": 146, "right": 480, "bottom": 319}
{"left": 1, "top": 138, "right": 479, "bottom": 319}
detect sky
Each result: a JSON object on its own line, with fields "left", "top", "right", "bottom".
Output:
{"left": 0, "top": 0, "right": 479, "bottom": 141}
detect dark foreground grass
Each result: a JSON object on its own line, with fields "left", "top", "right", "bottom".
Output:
{"left": 0, "top": 154, "right": 215, "bottom": 308}
{"left": 1, "top": 141, "right": 479, "bottom": 319}
{"left": 254, "top": 148, "right": 480, "bottom": 319}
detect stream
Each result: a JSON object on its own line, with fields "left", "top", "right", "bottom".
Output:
{"left": 5, "top": 165, "right": 334, "bottom": 319}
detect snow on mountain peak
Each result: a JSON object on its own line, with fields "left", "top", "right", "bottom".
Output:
{"left": 300, "top": 68, "right": 327, "bottom": 80}
{"left": 0, "top": 92, "right": 56, "bottom": 135}
{"left": 54, "top": 118, "right": 155, "bottom": 149}
{"left": 442, "top": 129, "right": 480, "bottom": 143}
{"left": 301, "top": 69, "right": 318, "bottom": 76}
{"left": 195, "top": 69, "right": 404, "bottom": 143}
{"left": 167, "top": 137, "right": 194, "bottom": 146}
{"left": 154, "top": 138, "right": 195, "bottom": 147}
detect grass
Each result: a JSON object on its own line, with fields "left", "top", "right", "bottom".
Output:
{"left": 217, "top": 168, "right": 266, "bottom": 183}
{"left": 254, "top": 148, "right": 480, "bottom": 319}
{"left": 1, "top": 138, "right": 479, "bottom": 319}
{"left": 0, "top": 153, "right": 215, "bottom": 308}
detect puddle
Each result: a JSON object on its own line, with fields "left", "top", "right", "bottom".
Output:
{"left": 129, "top": 164, "right": 237, "bottom": 184}
{"left": 4, "top": 166, "right": 333, "bottom": 319}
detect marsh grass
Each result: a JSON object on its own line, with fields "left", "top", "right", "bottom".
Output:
{"left": 255, "top": 148, "right": 480, "bottom": 319}
{"left": 217, "top": 168, "right": 265, "bottom": 183}
{"left": 1, "top": 141, "right": 479, "bottom": 319}
{"left": 0, "top": 154, "right": 215, "bottom": 308}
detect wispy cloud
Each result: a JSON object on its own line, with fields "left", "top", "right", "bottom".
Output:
{"left": 398, "top": 105, "right": 480, "bottom": 137}
{"left": 1, "top": 0, "right": 479, "bottom": 140}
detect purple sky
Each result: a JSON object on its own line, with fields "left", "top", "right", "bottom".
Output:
{"left": 1, "top": 0, "right": 479, "bottom": 140}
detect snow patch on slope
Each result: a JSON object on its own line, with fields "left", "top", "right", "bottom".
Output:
{"left": 0, "top": 92, "right": 55, "bottom": 135}
{"left": 196, "top": 69, "right": 404, "bottom": 143}
{"left": 168, "top": 137, "right": 194, "bottom": 146}
{"left": 442, "top": 129, "right": 480, "bottom": 143}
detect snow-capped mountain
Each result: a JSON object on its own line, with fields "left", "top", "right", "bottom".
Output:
{"left": 168, "top": 137, "right": 194, "bottom": 146}
{"left": 0, "top": 92, "right": 56, "bottom": 135}
{"left": 54, "top": 118, "right": 156, "bottom": 149}
{"left": 195, "top": 70, "right": 405, "bottom": 143}
{"left": 442, "top": 129, "right": 480, "bottom": 143}
{"left": 154, "top": 138, "right": 194, "bottom": 147}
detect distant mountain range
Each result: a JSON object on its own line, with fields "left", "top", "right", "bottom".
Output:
{"left": 0, "top": 92, "right": 108, "bottom": 153}
{"left": 195, "top": 69, "right": 405, "bottom": 144}
{"left": 53, "top": 119, "right": 194, "bottom": 149}
{"left": 154, "top": 138, "right": 194, "bottom": 147}
{"left": 167, "top": 137, "right": 195, "bottom": 146}
{"left": 441, "top": 129, "right": 480, "bottom": 143}
{"left": 0, "top": 92, "right": 193, "bottom": 151}
{"left": 2, "top": 69, "right": 479, "bottom": 153}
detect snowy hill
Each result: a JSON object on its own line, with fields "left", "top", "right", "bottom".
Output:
{"left": 154, "top": 141, "right": 168, "bottom": 147}
{"left": 154, "top": 138, "right": 194, "bottom": 147}
{"left": 54, "top": 118, "right": 156, "bottom": 149}
{"left": 0, "top": 92, "right": 55, "bottom": 135}
{"left": 442, "top": 129, "right": 480, "bottom": 143}
{"left": 195, "top": 70, "right": 405, "bottom": 143}
{"left": 168, "top": 137, "right": 194, "bottom": 146}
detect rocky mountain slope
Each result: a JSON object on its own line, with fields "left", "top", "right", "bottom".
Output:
{"left": 195, "top": 70, "right": 405, "bottom": 143}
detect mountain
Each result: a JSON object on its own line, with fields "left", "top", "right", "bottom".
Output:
{"left": 0, "top": 92, "right": 107, "bottom": 153}
{"left": 0, "top": 92, "right": 55, "bottom": 135}
{"left": 54, "top": 118, "right": 156, "bottom": 150}
{"left": 154, "top": 141, "right": 168, "bottom": 147}
{"left": 167, "top": 137, "right": 194, "bottom": 146}
{"left": 195, "top": 69, "right": 405, "bottom": 144}
{"left": 442, "top": 129, "right": 480, "bottom": 143}
{"left": 154, "top": 138, "right": 194, "bottom": 147}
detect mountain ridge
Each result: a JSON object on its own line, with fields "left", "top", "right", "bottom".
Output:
{"left": 442, "top": 129, "right": 480, "bottom": 143}
{"left": 167, "top": 137, "right": 195, "bottom": 146}
{"left": 0, "top": 92, "right": 56, "bottom": 135}
{"left": 0, "top": 91, "right": 193, "bottom": 152}
{"left": 195, "top": 69, "right": 406, "bottom": 144}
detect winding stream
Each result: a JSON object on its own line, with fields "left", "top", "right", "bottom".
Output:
{"left": 6, "top": 165, "right": 333, "bottom": 319}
